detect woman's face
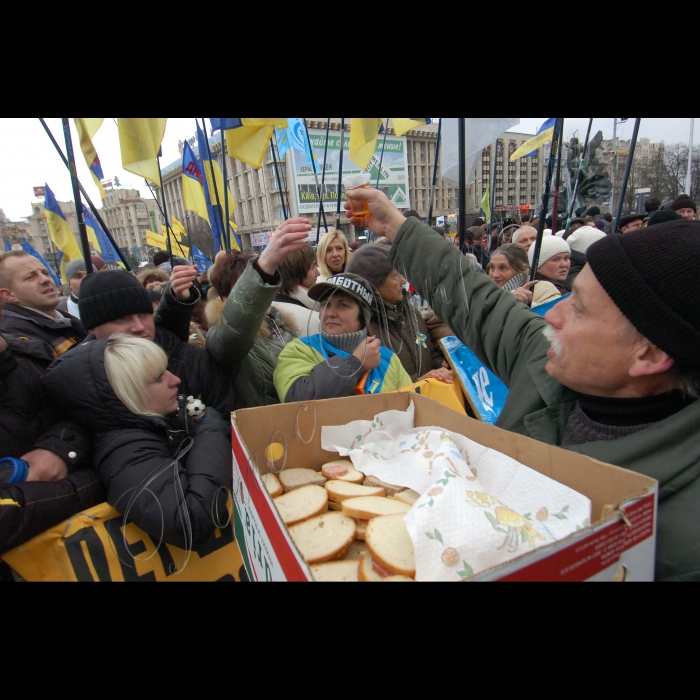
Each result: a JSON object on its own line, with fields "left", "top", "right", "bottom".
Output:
{"left": 488, "top": 254, "right": 519, "bottom": 287}
{"left": 301, "top": 263, "right": 320, "bottom": 289}
{"left": 145, "top": 278, "right": 160, "bottom": 291}
{"left": 325, "top": 238, "right": 346, "bottom": 274}
{"left": 377, "top": 268, "right": 406, "bottom": 306}
{"left": 539, "top": 253, "right": 571, "bottom": 282}
{"left": 320, "top": 293, "right": 362, "bottom": 335}
{"left": 143, "top": 369, "right": 181, "bottom": 416}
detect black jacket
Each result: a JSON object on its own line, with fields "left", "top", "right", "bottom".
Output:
{"left": 42, "top": 339, "right": 233, "bottom": 550}
{"left": 565, "top": 250, "right": 587, "bottom": 289}
{"left": 0, "top": 334, "right": 103, "bottom": 554}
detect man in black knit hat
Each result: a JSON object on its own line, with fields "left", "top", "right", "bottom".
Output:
{"left": 345, "top": 187, "right": 700, "bottom": 581}
{"left": 671, "top": 194, "right": 697, "bottom": 221}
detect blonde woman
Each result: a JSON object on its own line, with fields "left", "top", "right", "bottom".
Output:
{"left": 317, "top": 230, "right": 351, "bottom": 281}
{"left": 43, "top": 334, "right": 232, "bottom": 550}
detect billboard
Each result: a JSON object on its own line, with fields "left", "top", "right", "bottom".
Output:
{"left": 290, "top": 129, "right": 410, "bottom": 215}
{"left": 33, "top": 186, "right": 46, "bottom": 198}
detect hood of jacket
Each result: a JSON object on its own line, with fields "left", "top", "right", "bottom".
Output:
{"left": 205, "top": 297, "right": 299, "bottom": 340}
{"left": 42, "top": 337, "right": 180, "bottom": 435}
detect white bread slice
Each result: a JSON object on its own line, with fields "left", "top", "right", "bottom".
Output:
{"left": 354, "top": 519, "right": 367, "bottom": 540}
{"left": 279, "top": 468, "right": 326, "bottom": 493}
{"left": 273, "top": 484, "right": 328, "bottom": 526}
{"left": 311, "top": 560, "right": 360, "bottom": 582}
{"left": 365, "top": 514, "right": 416, "bottom": 578}
{"left": 344, "top": 539, "right": 369, "bottom": 560}
{"left": 381, "top": 575, "right": 415, "bottom": 582}
{"left": 288, "top": 512, "right": 356, "bottom": 565}
{"left": 332, "top": 468, "right": 365, "bottom": 484}
{"left": 325, "top": 480, "right": 385, "bottom": 503}
{"left": 394, "top": 489, "right": 421, "bottom": 507}
{"left": 260, "top": 471, "right": 283, "bottom": 498}
{"left": 358, "top": 552, "right": 383, "bottom": 582}
{"left": 321, "top": 459, "right": 352, "bottom": 478}
{"left": 328, "top": 501, "right": 343, "bottom": 512}
{"left": 363, "top": 475, "right": 404, "bottom": 497}
{"left": 341, "top": 496, "right": 412, "bottom": 520}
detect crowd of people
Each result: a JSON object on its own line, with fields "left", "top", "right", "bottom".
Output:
{"left": 1, "top": 189, "right": 698, "bottom": 582}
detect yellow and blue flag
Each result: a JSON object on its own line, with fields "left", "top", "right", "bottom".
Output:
{"left": 349, "top": 118, "right": 383, "bottom": 170}
{"left": 222, "top": 118, "right": 288, "bottom": 170}
{"left": 44, "top": 183, "right": 82, "bottom": 281}
{"left": 276, "top": 118, "right": 317, "bottom": 167}
{"left": 481, "top": 181, "right": 491, "bottom": 224}
{"left": 21, "top": 239, "right": 60, "bottom": 287}
{"left": 83, "top": 205, "right": 121, "bottom": 264}
{"left": 510, "top": 118, "right": 555, "bottom": 161}
{"left": 118, "top": 118, "right": 168, "bottom": 184}
{"left": 210, "top": 118, "right": 243, "bottom": 133}
{"left": 182, "top": 139, "right": 212, "bottom": 229}
{"left": 391, "top": 118, "right": 432, "bottom": 137}
{"left": 192, "top": 245, "right": 212, "bottom": 272}
{"left": 74, "top": 119, "right": 105, "bottom": 199}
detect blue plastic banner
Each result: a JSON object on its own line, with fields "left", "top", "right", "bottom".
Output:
{"left": 531, "top": 293, "right": 571, "bottom": 317}
{"left": 439, "top": 336, "right": 509, "bottom": 425}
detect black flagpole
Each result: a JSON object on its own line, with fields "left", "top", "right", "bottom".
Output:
{"left": 530, "top": 118, "right": 564, "bottom": 281}
{"left": 317, "top": 118, "right": 331, "bottom": 243}
{"left": 303, "top": 118, "right": 328, "bottom": 232}
{"left": 39, "top": 118, "right": 131, "bottom": 271}
{"left": 199, "top": 119, "right": 227, "bottom": 253}
{"left": 143, "top": 179, "right": 190, "bottom": 260}
{"left": 221, "top": 130, "right": 231, "bottom": 254}
{"left": 156, "top": 160, "right": 175, "bottom": 268}
{"left": 427, "top": 119, "right": 442, "bottom": 227}
{"left": 550, "top": 118, "right": 565, "bottom": 233}
{"left": 336, "top": 118, "right": 345, "bottom": 231}
{"left": 61, "top": 118, "right": 95, "bottom": 277}
{"left": 271, "top": 131, "right": 288, "bottom": 221}
{"left": 458, "top": 118, "right": 467, "bottom": 252}
{"left": 613, "top": 118, "right": 642, "bottom": 233}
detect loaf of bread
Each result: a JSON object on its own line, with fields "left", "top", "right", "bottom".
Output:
{"left": 279, "top": 468, "right": 327, "bottom": 493}
{"left": 341, "top": 496, "right": 412, "bottom": 520}
{"left": 365, "top": 514, "right": 416, "bottom": 578}
{"left": 363, "top": 475, "right": 404, "bottom": 497}
{"left": 273, "top": 484, "right": 328, "bottom": 526}
{"left": 311, "top": 560, "right": 360, "bottom": 582}
{"left": 260, "top": 471, "right": 283, "bottom": 498}
{"left": 325, "top": 480, "right": 385, "bottom": 503}
{"left": 288, "top": 512, "right": 356, "bottom": 565}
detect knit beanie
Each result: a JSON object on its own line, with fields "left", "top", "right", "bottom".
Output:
{"left": 585, "top": 205, "right": 601, "bottom": 217}
{"left": 90, "top": 255, "right": 106, "bottom": 271}
{"left": 79, "top": 270, "right": 153, "bottom": 331}
{"left": 64, "top": 258, "right": 97, "bottom": 280}
{"left": 528, "top": 235, "right": 570, "bottom": 267}
{"left": 566, "top": 226, "right": 606, "bottom": 255}
{"left": 345, "top": 244, "right": 394, "bottom": 291}
{"left": 648, "top": 209, "right": 682, "bottom": 227}
{"left": 586, "top": 220, "right": 700, "bottom": 366}
{"left": 308, "top": 273, "right": 375, "bottom": 328}
{"left": 672, "top": 194, "right": 697, "bottom": 212}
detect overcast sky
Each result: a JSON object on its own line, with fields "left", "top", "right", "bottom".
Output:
{"left": 0, "top": 118, "right": 696, "bottom": 222}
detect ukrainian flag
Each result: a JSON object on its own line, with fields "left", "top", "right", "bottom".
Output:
{"left": 391, "top": 118, "right": 432, "bottom": 137}
{"left": 44, "top": 183, "right": 82, "bottom": 281}
{"left": 510, "top": 119, "right": 556, "bottom": 161}
{"left": 224, "top": 118, "right": 288, "bottom": 170}
{"left": 182, "top": 140, "right": 211, "bottom": 227}
{"left": 74, "top": 119, "right": 105, "bottom": 199}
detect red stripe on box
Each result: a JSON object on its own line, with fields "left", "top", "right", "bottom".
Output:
{"left": 232, "top": 430, "right": 309, "bottom": 581}
{"left": 497, "top": 495, "right": 655, "bottom": 582}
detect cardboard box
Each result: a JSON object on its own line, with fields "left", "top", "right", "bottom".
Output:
{"left": 232, "top": 394, "right": 657, "bottom": 582}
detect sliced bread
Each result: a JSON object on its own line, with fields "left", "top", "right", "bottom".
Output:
{"left": 343, "top": 539, "right": 369, "bottom": 560}
{"left": 358, "top": 552, "right": 383, "bottom": 582}
{"left": 365, "top": 514, "right": 416, "bottom": 578}
{"left": 279, "top": 468, "right": 327, "bottom": 493}
{"left": 354, "top": 518, "right": 367, "bottom": 540}
{"left": 273, "top": 484, "right": 328, "bottom": 526}
{"left": 341, "top": 496, "right": 412, "bottom": 520}
{"left": 381, "top": 575, "right": 415, "bottom": 582}
{"left": 363, "top": 475, "right": 404, "bottom": 497}
{"left": 260, "top": 471, "right": 283, "bottom": 498}
{"left": 311, "top": 560, "right": 360, "bottom": 582}
{"left": 288, "top": 512, "right": 356, "bottom": 565}
{"left": 325, "top": 480, "right": 385, "bottom": 503}
{"left": 328, "top": 501, "right": 343, "bottom": 512}
{"left": 394, "top": 489, "right": 421, "bottom": 507}
{"left": 321, "top": 459, "right": 352, "bottom": 479}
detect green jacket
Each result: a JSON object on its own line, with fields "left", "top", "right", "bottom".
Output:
{"left": 390, "top": 217, "right": 700, "bottom": 582}
{"left": 274, "top": 337, "right": 412, "bottom": 404}
{"left": 206, "top": 260, "right": 299, "bottom": 410}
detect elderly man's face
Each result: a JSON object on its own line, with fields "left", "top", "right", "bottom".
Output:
{"left": 676, "top": 207, "right": 696, "bottom": 221}
{"left": 543, "top": 265, "right": 645, "bottom": 396}
{"left": 621, "top": 219, "right": 644, "bottom": 234}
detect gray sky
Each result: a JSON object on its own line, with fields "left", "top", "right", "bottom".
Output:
{"left": 1, "top": 118, "right": 696, "bottom": 222}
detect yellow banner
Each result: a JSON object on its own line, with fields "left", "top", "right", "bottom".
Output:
{"left": 510, "top": 127, "right": 554, "bottom": 161}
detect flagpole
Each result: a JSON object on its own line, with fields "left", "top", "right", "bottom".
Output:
{"left": 221, "top": 130, "right": 231, "bottom": 255}
{"left": 529, "top": 117, "right": 564, "bottom": 281}
{"left": 156, "top": 162, "right": 176, "bottom": 268}
{"left": 303, "top": 118, "right": 328, "bottom": 232}
{"left": 613, "top": 118, "right": 641, "bottom": 233}
{"left": 317, "top": 118, "right": 331, "bottom": 243}
{"left": 375, "top": 118, "right": 390, "bottom": 189}
{"left": 458, "top": 118, "right": 467, "bottom": 251}
{"left": 550, "top": 118, "right": 565, "bottom": 234}
{"left": 687, "top": 118, "right": 694, "bottom": 198}
{"left": 199, "top": 119, "right": 227, "bottom": 253}
{"left": 427, "top": 119, "right": 442, "bottom": 227}
{"left": 143, "top": 180, "right": 190, "bottom": 261}
{"left": 61, "top": 118, "right": 94, "bottom": 277}
{"left": 565, "top": 118, "right": 594, "bottom": 232}
{"left": 38, "top": 118, "right": 131, "bottom": 271}
{"left": 271, "top": 131, "right": 288, "bottom": 221}
{"left": 489, "top": 139, "right": 498, "bottom": 226}
{"left": 336, "top": 118, "right": 346, "bottom": 231}
{"left": 274, "top": 130, "right": 292, "bottom": 219}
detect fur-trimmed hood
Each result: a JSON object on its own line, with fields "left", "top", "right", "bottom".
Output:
{"left": 205, "top": 297, "right": 299, "bottom": 340}
{"left": 137, "top": 268, "right": 170, "bottom": 286}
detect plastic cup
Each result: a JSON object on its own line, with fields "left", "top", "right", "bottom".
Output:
{"left": 343, "top": 173, "right": 372, "bottom": 219}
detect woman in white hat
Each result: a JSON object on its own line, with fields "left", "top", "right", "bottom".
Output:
{"left": 528, "top": 236, "right": 572, "bottom": 296}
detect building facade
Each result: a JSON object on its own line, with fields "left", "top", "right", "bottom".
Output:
{"left": 25, "top": 199, "right": 80, "bottom": 272}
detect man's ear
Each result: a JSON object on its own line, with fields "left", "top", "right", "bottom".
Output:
{"left": 0, "top": 288, "right": 17, "bottom": 304}
{"left": 629, "top": 341, "right": 675, "bottom": 379}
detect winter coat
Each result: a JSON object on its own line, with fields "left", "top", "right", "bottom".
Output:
{"left": 565, "top": 250, "right": 588, "bottom": 289}
{"left": 274, "top": 335, "right": 412, "bottom": 403}
{"left": 273, "top": 287, "right": 321, "bottom": 338}
{"left": 0, "top": 334, "right": 103, "bottom": 554}
{"left": 42, "top": 339, "right": 232, "bottom": 550}
{"left": 389, "top": 216, "right": 700, "bottom": 582}
{"left": 206, "top": 259, "right": 300, "bottom": 410}
{"left": 368, "top": 294, "right": 445, "bottom": 382}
